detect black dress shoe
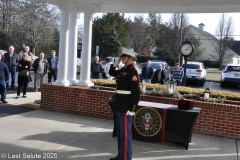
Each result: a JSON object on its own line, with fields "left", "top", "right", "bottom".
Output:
{"left": 1, "top": 99, "right": 8, "bottom": 103}
{"left": 110, "top": 155, "right": 120, "bottom": 160}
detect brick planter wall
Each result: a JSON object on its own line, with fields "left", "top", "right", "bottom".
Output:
{"left": 41, "top": 84, "right": 240, "bottom": 140}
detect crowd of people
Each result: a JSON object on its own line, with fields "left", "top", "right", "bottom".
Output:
{"left": 91, "top": 56, "right": 184, "bottom": 86}
{"left": 0, "top": 46, "right": 58, "bottom": 103}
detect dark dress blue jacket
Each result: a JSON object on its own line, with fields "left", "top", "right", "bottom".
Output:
{"left": 109, "top": 64, "right": 140, "bottom": 112}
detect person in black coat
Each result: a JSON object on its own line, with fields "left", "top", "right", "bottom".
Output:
{"left": 91, "top": 56, "right": 103, "bottom": 79}
{"left": 16, "top": 53, "right": 32, "bottom": 98}
{"left": 153, "top": 64, "right": 165, "bottom": 85}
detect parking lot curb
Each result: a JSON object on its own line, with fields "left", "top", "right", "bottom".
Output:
{"left": 1, "top": 102, "right": 40, "bottom": 110}
{"left": 20, "top": 103, "right": 40, "bottom": 110}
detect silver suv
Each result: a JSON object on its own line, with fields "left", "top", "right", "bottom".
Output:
{"left": 181, "top": 62, "right": 207, "bottom": 86}
{"left": 220, "top": 64, "right": 240, "bottom": 87}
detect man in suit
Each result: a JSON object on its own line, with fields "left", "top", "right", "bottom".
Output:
{"left": 32, "top": 53, "right": 48, "bottom": 91}
{"left": 47, "top": 50, "right": 58, "bottom": 82}
{"left": 153, "top": 64, "right": 165, "bottom": 85}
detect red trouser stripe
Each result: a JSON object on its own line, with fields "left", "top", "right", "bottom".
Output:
{"left": 161, "top": 105, "right": 174, "bottom": 143}
{"left": 124, "top": 114, "right": 128, "bottom": 160}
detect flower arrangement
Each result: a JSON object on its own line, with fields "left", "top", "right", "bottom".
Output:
{"left": 91, "top": 79, "right": 228, "bottom": 103}
{"left": 144, "top": 88, "right": 182, "bottom": 99}
{"left": 180, "top": 94, "right": 226, "bottom": 103}
{"left": 143, "top": 89, "right": 226, "bottom": 103}
{"left": 197, "top": 96, "right": 226, "bottom": 103}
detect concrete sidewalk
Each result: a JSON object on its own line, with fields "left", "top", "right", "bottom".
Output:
{"left": 2, "top": 91, "right": 41, "bottom": 109}
{"left": 0, "top": 109, "right": 239, "bottom": 160}
{"left": 0, "top": 92, "right": 239, "bottom": 160}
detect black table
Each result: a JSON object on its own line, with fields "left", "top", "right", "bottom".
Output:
{"left": 132, "top": 101, "right": 201, "bottom": 150}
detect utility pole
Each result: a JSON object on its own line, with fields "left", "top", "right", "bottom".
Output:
{"left": 179, "top": 13, "right": 184, "bottom": 65}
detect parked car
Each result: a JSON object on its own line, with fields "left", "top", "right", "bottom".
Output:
{"left": 32, "top": 56, "right": 39, "bottom": 62}
{"left": 181, "top": 62, "right": 207, "bottom": 86}
{"left": 29, "top": 56, "right": 39, "bottom": 71}
{"left": 101, "top": 56, "right": 118, "bottom": 78}
{"left": 0, "top": 50, "right": 7, "bottom": 55}
{"left": 219, "top": 65, "right": 225, "bottom": 70}
{"left": 139, "top": 61, "right": 170, "bottom": 82}
{"left": 220, "top": 64, "right": 240, "bottom": 87}
{"left": 77, "top": 58, "right": 81, "bottom": 73}
{"left": 140, "top": 60, "right": 166, "bottom": 68}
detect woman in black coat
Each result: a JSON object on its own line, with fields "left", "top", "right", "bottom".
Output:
{"left": 16, "top": 53, "right": 32, "bottom": 98}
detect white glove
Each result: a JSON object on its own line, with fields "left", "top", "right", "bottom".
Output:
{"left": 126, "top": 110, "right": 135, "bottom": 116}
{"left": 113, "top": 58, "right": 121, "bottom": 67}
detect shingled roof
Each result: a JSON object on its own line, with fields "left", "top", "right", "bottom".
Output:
{"left": 187, "top": 24, "right": 238, "bottom": 57}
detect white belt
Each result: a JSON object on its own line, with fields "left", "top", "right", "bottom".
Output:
{"left": 116, "top": 90, "right": 131, "bottom": 94}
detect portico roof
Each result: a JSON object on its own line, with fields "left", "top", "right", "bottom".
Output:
{"left": 42, "top": 0, "right": 240, "bottom": 13}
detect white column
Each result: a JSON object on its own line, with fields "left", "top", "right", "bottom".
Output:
{"left": 53, "top": 8, "right": 70, "bottom": 86}
{"left": 68, "top": 11, "right": 79, "bottom": 84}
{"left": 77, "top": 12, "right": 94, "bottom": 86}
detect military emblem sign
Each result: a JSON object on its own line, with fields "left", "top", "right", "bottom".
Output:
{"left": 133, "top": 107, "right": 162, "bottom": 137}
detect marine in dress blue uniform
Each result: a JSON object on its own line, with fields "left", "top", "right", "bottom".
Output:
{"left": 109, "top": 47, "right": 140, "bottom": 160}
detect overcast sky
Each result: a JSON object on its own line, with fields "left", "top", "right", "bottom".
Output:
{"left": 79, "top": 13, "right": 240, "bottom": 40}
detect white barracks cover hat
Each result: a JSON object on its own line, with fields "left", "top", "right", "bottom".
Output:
{"left": 120, "top": 47, "right": 137, "bottom": 58}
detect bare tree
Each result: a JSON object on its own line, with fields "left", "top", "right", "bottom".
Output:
{"left": 0, "top": 0, "right": 60, "bottom": 55}
{"left": 78, "top": 24, "right": 83, "bottom": 42}
{"left": 215, "top": 13, "right": 234, "bottom": 66}
{"left": 20, "top": 0, "right": 59, "bottom": 54}
{"left": 0, "top": 0, "right": 19, "bottom": 48}
{"left": 125, "top": 15, "right": 149, "bottom": 54}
